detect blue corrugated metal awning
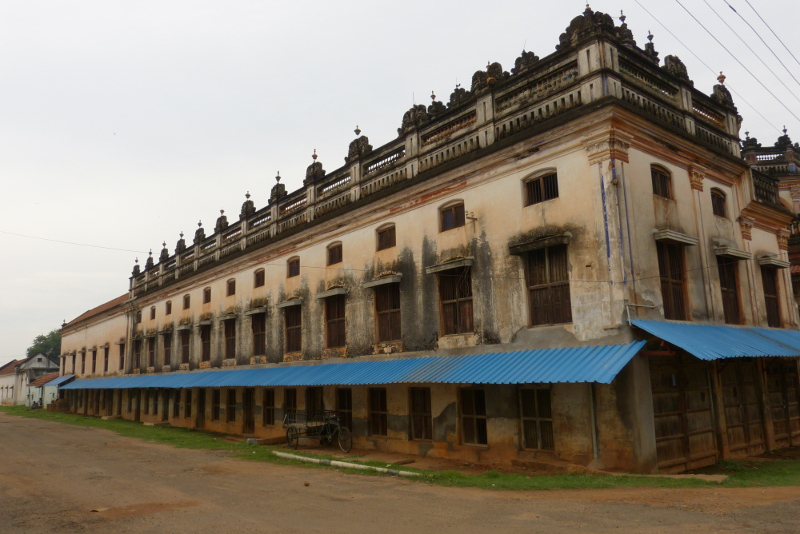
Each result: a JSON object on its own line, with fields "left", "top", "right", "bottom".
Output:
{"left": 60, "top": 342, "right": 645, "bottom": 390}
{"left": 631, "top": 320, "right": 800, "bottom": 360}
{"left": 46, "top": 375, "right": 75, "bottom": 387}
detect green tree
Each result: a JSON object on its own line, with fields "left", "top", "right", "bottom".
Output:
{"left": 26, "top": 329, "right": 62, "bottom": 358}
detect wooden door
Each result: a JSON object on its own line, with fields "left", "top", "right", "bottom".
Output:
{"left": 134, "top": 390, "right": 141, "bottom": 421}
{"left": 650, "top": 354, "right": 718, "bottom": 473}
{"left": 162, "top": 390, "right": 169, "bottom": 421}
{"left": 196, "top": 389, "right": 206, "bottom": 429}
{"left": 243, "top": 388, "right": 255, "bottom": 435}
{"left": 720, "top": 359, "right": 765, "bottom": 457}
{"left": 767, "top": 360, "right": 800, "bottom": 449}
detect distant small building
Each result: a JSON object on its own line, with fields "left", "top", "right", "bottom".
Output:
{"left": 0, "top": 360, "right": 21, "bottom": 405}
{"left": 13, "top": 355, "right": 59, "bottom": 406}
{"left": 28, "top": 372, "right": 60, "bottom": 408}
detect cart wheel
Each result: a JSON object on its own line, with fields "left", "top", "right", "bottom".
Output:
{"left": 319, "top": 424, "right": 333, "bottom": 446}
{"left": 286, "top": 427, "right": 299, "bottom": 450}
{"left": 337, "top": 427, "right": 352, "bottom": 453}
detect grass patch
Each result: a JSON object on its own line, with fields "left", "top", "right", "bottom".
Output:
{"left": 4, "top": 406, "right": 800, "bottom": 491}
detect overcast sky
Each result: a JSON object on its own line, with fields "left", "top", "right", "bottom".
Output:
{"left": 1, "top": 1, "right": 798, "bottom": 366}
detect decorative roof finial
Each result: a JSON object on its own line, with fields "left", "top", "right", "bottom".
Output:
{"left": 220, "top": 209, "right": 224, "bottom": 215}
{"left": 585, "top": 3, "right": 592, "bottom": 14}
{"left": 148, "top": 249, "right": 152, "bottom": 257}
{"left": 717, "top": 71, "right": 726, "bottom": 84}
{"left": 245, "top": 191, "right": 251, "bottom": 200}
{"left": 354, "top": 125, "right": 361, "bottom": 137}
{"left": 431, "top": 90, "right": 436, "bottom": 101}
{"left": 312, "top": 149, "right": 317, "bottom": 161}
{"left": 648, "top": 31, "right": 653, "bottom": 43}
{"left": 179, "top": 231, "right": 184, "bottom": 239}
{"left": 135, "top": 257, "right": 139, "bottom": 264}
{"left": 198, "top": 220, "right": 202, "bottom": 228}
{"left": 276, "top": 171, "right": 281, "bottom": 182}
{"left": 745, "top": 131, "right": 750, "bottom": 139}
{"left": 162, "top": 241, "right": 166, "bottom": 248}
{"left": 619, "top": 10, "right": 626, "bottom": 23}
{"left": 784, "top": 125, "right": 788, "bottom": 135}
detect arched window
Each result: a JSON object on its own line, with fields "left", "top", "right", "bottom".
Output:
{"left": 327, "top": 242, "right": 343, "bottom": 266}
{"left": 254, "top": 269, "right": 265, "bottom": 288}
{"left": 287, "top": 257, "right": 300, "bottom": 278}
{"left": 226, "top": 278, "right": 236, "bottom": 297}
{"left": 523, "top": 170, "right": 559, "bottom": 206}
{"left": 711, "top": 188, "right": 726, "bottom": 217}
{"left": 149, "top": 306, "right": 156, "bottom": 320}
{"left": 651, "top": 166, "right": 672, "bottom": 199}
{"left": 165, "top": 300, "right": 172, "bottom": 315}
{"left": 440, "top": 201, "right": 465, "bottom": 232}
{"left": 376, "top": 224, "right": 396, "bottom": 251}
{"left": 203, "top": 287, "right": 211, "bottom": 304}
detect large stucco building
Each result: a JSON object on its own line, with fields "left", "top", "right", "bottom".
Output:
{"left": 59, "top": 8, "right": 800, "bottom": 474}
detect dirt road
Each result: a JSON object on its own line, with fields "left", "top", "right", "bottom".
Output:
{"left": 1, "top": 413, "right": 800, "bottom": 533}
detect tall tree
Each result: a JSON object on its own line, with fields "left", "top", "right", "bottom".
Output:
{"left": 26, "top": 329, "right": 61, "bottom": 358}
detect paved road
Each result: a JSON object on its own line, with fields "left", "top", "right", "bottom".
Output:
{"left": 2, "top": 412, "right": 800, "bottom": 533}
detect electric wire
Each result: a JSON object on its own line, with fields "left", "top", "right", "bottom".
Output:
{"left": 672, "top": 0, "right": 800, "bottom": 124}
{"left": 0, "top": 230, "right": 147, "bottom": 254}
{"left": 722, "top": 0, "right": 800, "bottom": 85}
{"left": 703, "top": 0, "right": 800, "bottom": 104}
{"left": 632, "top": 0, "right": 781, "bottom": 133}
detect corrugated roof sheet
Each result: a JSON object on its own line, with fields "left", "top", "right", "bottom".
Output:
{"left": 29, "top": 372, "right": 60, "bottom": 387}
{"left": 45, "top": 375, "right": 75, "bottom": 387}
{"left": 632, "top": 320, "right": 800, "bottom": 360}
{"left": 61, "top": 342, "right": 645, "bottom": 390}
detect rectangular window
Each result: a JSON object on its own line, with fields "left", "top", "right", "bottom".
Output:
{"left": 440, "top": 203, "right": 465, "bottom": 232}
{"left": 150, "top": 307, "right": 156, "bottom": 320}
{"left": 460, "top": 389, "right": 488, "bottom": 445}
{"left": 284, "top": 388, "right": 297, "bottom": 416}
{"left": 152, "top": 389, "right": 158, "bottom": 415}
{"left": 262, "top": 389, "right": 275, "bottom": 426}
{"left": 520, "top": 388, "right": 554, "bottom": 450}
{"left": 718, "top": 257, "right": 741, "bottom": 325}
{"left": 180, "top": 330, "right": 190, "bottom": 364}
{"left": 328, "top": 244, "right": 343, "bottom": 266}
{"left": 119, "top": 344, "right": 125, "bottom": 371}
{"left": 212, "top": 390, "right": 220, "bottom": 421}
{"left": 377, "top": 226, "right": 396, "bottom": 251}
{"left": 524, "top": 173, "right": 559, "bottom": 206}
{"left": 254, "top": 270, "right": 265, "bottom": 288}
{"left": 252, "top": 313, "right": 266, "bottom": 357}
{"left": 200, "top": 326, "right": 211, "bottom": 362}
{"left": 203, "top": 288, "right": 211, "bottom": 304}
{"left": 226, "top": 389, "right": 236, "bottom": 423}
{"left": 103, "top": 347, "right": 109, "bottom": 373}
{"left": 410, "top": 387, "right": 432, "bottom": 440}
{"left": 527, "top": 245, "right": 572, "bottom": 326}
{"left": 326, "top": 295, "right": 346, "bottom": 348}
{"left": 144, "top": 390, "right": 151, "bottom": 415}
{"left": 285, "top": 306, "right": 302, "bottom": 352}
{"left": 166, "top": 301, "right": 172, "bottom": 315}
{"left": 287, "top": 258, "right": 300, "bottom": 278}
{"left": 136, "top": 310, "right": 142, "bottom": 324}
{"left": 656, "top": 241, "right": 687, "bottom": 321}
{"left": 133, "top": 341, "right": 141, "bottom": 369}
{"left": 762, "top": 266, "right": 781, "bottom": 328}
{"left": 651, "top": 168, "right": 672, "bottom": 199}
{"left": 162, "top": 333, "right": 172, "bottom": 367}
{"left": 369, "top": 388, "right": 388, "bottom": 436}
{"left": 183, "top": 295, "right": 190, "bottom": 310}
{"left": 148, "top": 338, "right": 155, "bottom": 367}
{"left": 439, "top": 267, "right": 473, "bottom": 335}
{"left": 91, "top": 350, "right": 97, "bottom": 374}
{"left": 185, "top": 389, "right": 192, "bottom": 419}
{"left": 173, "top": 391, "right": 180, "bottom": 418}
{"left": 375, "top": 283, "right": 401, "bottom": 342}
{"left": 224, "top": 319, "right": 236, "bottom": 360}
{"left": 337, "top": 388, "right": 353, "bottom": 430}
{"left": 227, "top": 279, "right": 236, "bottom": 297}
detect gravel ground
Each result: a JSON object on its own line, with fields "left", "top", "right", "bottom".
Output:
{"left": 2, "top": 412, "right": 800, "bottom": 533}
